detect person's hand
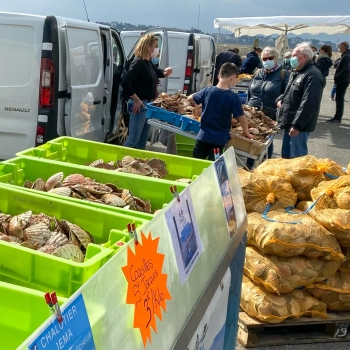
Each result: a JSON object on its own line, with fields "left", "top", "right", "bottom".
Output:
{"left": 243, "top": 131, "right": 254, "bottom": 139}
{"left": 277, "top": 101, "right": 282, "bottom": 108}
{"left": 164, "top": 67, "right": 173, "bottom": 77}
{"left": 289, "top": 127, "right": 299, "bottom": 137}
{"left": 131, "top": 99, "right": 144, "bottom": 114}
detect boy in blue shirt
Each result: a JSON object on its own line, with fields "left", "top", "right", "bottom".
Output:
{"left": 188, "top": 63, "right": 252, "bottom": 161}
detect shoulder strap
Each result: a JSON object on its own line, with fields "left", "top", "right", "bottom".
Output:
{"left": 280, "top": 68, "right": 285, "bottom": 80}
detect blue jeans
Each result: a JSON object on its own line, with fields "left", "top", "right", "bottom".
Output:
{"left": 123, "top": 100, "right": 151, "bottom": 150}
{"left": 331, "top": 84, "right": 337, "bottom": 99}
{"left": 281, "top": 129, "right": 310, "bottom": 159}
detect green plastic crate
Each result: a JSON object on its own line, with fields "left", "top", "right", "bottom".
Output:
{"left": 0, "top": 184, "right": 146, "bottom": 297}
{"left": 176, "top": 134, "right": 196, "bottom": 158}
{"left": 16, "top": 136, "right": 211, "bottom": 181}
{"left": 0, "top": 281, "right": 67, "bottom": 350}
{"left": 0, "top": 157, "right": 187, "bottom": 220}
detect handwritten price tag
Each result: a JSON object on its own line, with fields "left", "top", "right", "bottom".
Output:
{"left": 122, "top": 231, "right": 172, "bottom": 347}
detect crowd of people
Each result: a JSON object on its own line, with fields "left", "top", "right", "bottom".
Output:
{"left": 119, "top": 34, "right": 349, "bottom": 168}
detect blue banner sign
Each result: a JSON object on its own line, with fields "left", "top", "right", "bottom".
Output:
{"left": 28, "top": 294, "right": 95, "bottom": 350}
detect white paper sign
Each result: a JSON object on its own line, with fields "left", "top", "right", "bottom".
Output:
{"left": 165, "top": 187, "right": 204, "bottom": 285}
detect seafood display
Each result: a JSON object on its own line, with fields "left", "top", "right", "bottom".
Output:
{"left": 23, "top": 172, "right": 152, "bottom": 214}
{"left": 231, "top": 105, "right": 279, "bottom": 143}
{"left": 152, "top": 91, "right": 201, "bottom": 120}
{"left": 87, "top": 156, "right": 168, "bottom": 180}
{"left": 0, "top": 210, "right": 94, "bottom": 262}
{"left": 236, "top": 73, "right": 253, "bottom": 83}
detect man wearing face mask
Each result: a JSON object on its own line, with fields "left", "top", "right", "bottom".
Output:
{"left": 276, "top": 42, "right": 325, "bottom": 159}
{"left": 326, "top": 41, "right": 350, "bottom": 123}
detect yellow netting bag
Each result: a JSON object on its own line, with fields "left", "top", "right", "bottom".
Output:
{"left": 247, "top": 210, "right": 343, "bottom": 261}
{"left": 255, "top": 155, "right": 345, "bottom": 201}
{"left": 238, "top": 172, "right": 298, "bottom": 214}
{"left": 307, "top": 208, "right": 350, "bottom": 247}
{"left": 310, "top": 175, "right": 350, "bottom": 209}
{"left": 307, "top": 271, "right": 350, "bottom": 311}
{"left": 340, "top": 248, "right": 350, "bottom": 273}
{"left": 244, "top": 246, "right": 341, "bottom": 294}
{"left": 241, "top": 275, "right": 328, "bottom": 323}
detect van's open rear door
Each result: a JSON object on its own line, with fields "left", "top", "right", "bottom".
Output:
{"left": 63, "top": 21, "right": 105, "bottom": 141}
{"left": 126, "top": 28, "right": 169, "bottom": 94}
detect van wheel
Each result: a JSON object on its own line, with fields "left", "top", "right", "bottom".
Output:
{"left": 112, "top": 113, "right": 129, "bottom": 145}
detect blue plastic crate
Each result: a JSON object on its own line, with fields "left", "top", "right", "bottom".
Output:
{"left": 146, "top": 103, "right": 200, "bottom": 134}
{"left": 238, "top": 93, "right": 248, "bottom": 104}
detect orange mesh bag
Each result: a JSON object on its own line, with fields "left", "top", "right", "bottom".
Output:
{"left": 254, "top": 158, "right": 289, "bottom": 178}
{"left": 244, "top": 246, "right": 341, "bottom": 294}
{"left": 339, "top": 248, "right": 350, "bottom": 273}
{"left": 307, "top": 208, "right": 350, "bottom": 247}
{"left": 310, "top": 175, "right": 350, "bottom": 210}
{"left": 256, "top": 155, "right": 345, "bottom": 201}
{"left": 307, "top": 271, "right": 350, "bottom": 311}
{"left": 238, "top": 172, "right": 298, "bottom": 214}
{"left": 240, "top": 275, "right": 328, "bottom": 323}
{"left": 247, "top": 210, "right": 343, "bottom": 261}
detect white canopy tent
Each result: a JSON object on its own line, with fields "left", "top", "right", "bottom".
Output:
{"left": 214, "top": 16, "right": 350, "bottom": 57}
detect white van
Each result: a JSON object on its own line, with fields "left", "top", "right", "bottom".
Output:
{"left": 0, "top": 12, "right": 169, "bottom": 159}
{"left": 120, "top": 30, "right": 216, "bottom": 95}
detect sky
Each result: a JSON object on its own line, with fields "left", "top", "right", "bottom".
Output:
{"left": 2, "top": 0, "right": 350, "bottom": 43}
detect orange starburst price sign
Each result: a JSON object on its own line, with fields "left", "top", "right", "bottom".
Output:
{"left": 122, "top": 231, "right": 172, "bottom": 347}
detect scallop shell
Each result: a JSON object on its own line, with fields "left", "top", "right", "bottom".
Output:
{"left": 147, "top": 158, "right": 168, "bottom": 178}
{"left": 83, "top": 184, "right": 113, "bottom": 195}
{"left": 38, "top": 245, "right": 57, "bottom": 254}
{"left": 48, "top": 187, "right": 72, "bottom": 197}
{"left": 71, "top": 185, "right": 89, "bottom": 198}
{"left": 122, "top": 156, "right": 135, "bottom": 168}
{"left": 89, "top": 159, "right": 104, "bottom": 167}
{"left": 31, "top": 178, "right": 46, "bottom": 191}
{"left": 8, "top": 210, "right": 32, "bottom": 239}
{"left": 21, "top": 241, "right": 37, "bottom": 250}
{"left": 123, "top": 162, "right": 153, "bottom": 176}
{"left": 93, "top": 163, "right": 116, "bottom": 170}
{"left": 134, "top": 197, "right": 152, "bottom": 213}
{"left": 60, "top": 220, "right": 94, "bottom": 249}
{"left": 101, "top": 193, "right": 126, "bottom": 207}
{"left": 23, "top": 223, "right": 52, "bottom": 248}
{"left": 29, "top": 213, "right": 53, "bottom": 228}
{"left": 107, "top": 161, "right": 115, "bottom": 166}
{"left": 268, "top": 294, "right": 287, "bottom": 307}
{"left": 47, "top": 230, "right": 69, "bottom": 248}
{"left": 121, "top": 189, "right": 135, "bottom": 209}
{"left": 23, "top": 180, "right": 33, "bottom": 189}
{"left": 105, "top": 183, "right": 121, "bottom": 193}
{"left": 0, "top": 234, "right": 11, "bottom": 242}
{"left": 175, "top": 178, "right": 192, "bottom": 184}
{"left": 116, "top": 160, "right": 123, "bottom": 168}
{"left": 62, "top": 174, "right": 87, "bottom": 187}
{"left": 45, "top": 172, "right": 64, "bottom": 191}
{"left": 52, "top": 244, "right": 84, "bottom": 262}
{"left": 0, "top": 213, "right": 11, "bottom": 223}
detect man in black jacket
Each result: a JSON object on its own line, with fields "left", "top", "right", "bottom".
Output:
{"left": 326, "top": 41, "right": 350, "bottom": 123}
{"left": 277, "top": 42, "right": 325, "bottom": 159}
{"left": 213, "top": 48, "right": 242, "bottom": 85}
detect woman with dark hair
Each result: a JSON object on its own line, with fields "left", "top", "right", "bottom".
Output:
{"left": 240, "top": 47, "right": 263, "bottom": 74}
{"left": 121, "top": 34, "right": 172, "bottom": 149}
{"left": 316, "top": 45, "right": 333, "bottom": 78}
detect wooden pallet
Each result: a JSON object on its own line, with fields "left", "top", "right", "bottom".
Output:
{"left": 238, "top": 311, "right": 350, "bottom": 348}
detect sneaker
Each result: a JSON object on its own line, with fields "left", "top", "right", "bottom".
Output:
{"left": 329, "top": 119, "right": 341, "bottom": 123}
{"left": 325, "top": 118, "right": 336, "bottom": 123}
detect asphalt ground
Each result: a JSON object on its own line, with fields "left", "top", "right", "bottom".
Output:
{"left": 148, "top": 74, "right": 350, "bottom": 349}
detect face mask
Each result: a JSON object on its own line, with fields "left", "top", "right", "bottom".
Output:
{"left": 263, "top": 59, "right": 275, "bottom": 70}
{"left": 151, "top": 57, "right": 159, "bottom": 65}
{"left": 290, "top": 56, "right": 299, "bottom": 69}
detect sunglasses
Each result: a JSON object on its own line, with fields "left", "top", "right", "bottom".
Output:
{"left": 262, "top": 56, "right": 275, "bottom": 61}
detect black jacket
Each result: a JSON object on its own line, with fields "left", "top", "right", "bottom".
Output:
{"left": 121, "top": 57, "right": 165, "bottom": 100}
{"left": 315, "top": 55, "right": 333, "bottom": 77}
{"left": 334, "top": 49, "right": 350, "bottom": 84}
{"left": 214, "top": 50, "right": 242, "bottom": 82}
{"left": 240, "top": 51, "right": 262, "bottom": 74}
{"left": 277, "top": 61, "right": 325, "bottom": 132}
{"left": 247, "top": 66, "right": 290, "bottom": 120}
